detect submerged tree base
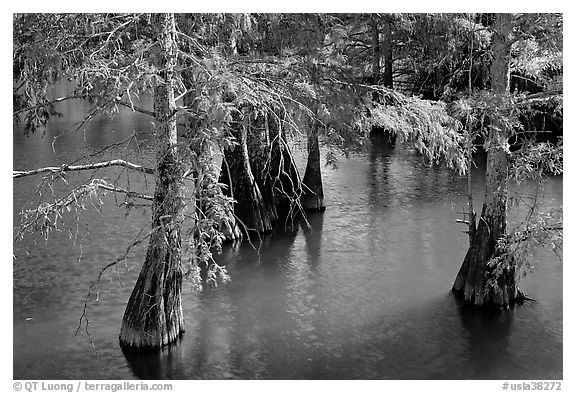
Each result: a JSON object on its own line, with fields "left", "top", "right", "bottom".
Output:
{"left": 451, "top": 286, "right": 534, "bottom": 309}
{"left": 452, "top": 215, "right": 523, "bottom": 308}
{"left": 369, "top": 126, "right": 397, "bottom": 145}
{"left": 300, "top": 196, "right": 326, "bottom": 212}
{"left": 119, "top": 325, "right": 185, "bottom": 350}
{"left": 122, "top": 338, "right": 185, "bottom": 379}
{"left": 119, "top": 240, "right": 186, "bottom": 349}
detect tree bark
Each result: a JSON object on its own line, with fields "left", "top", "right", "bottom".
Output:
{"left": 370, "top": 15, "right": 381, "bottom": 86}
{"left": 220, "top": 108, "right": 275, "bottom": 235}
{"left": 301, "top": 120, "right": 325, "bottom": 211}
{"left": 119, "top": 13, "right": 185, "bottom": 348}
{"left": 381, "top": 16, "right": 393, "bottom": 89}
{"left": 452, "top": 13, "right": 518, "bottom": 307}
{"left": 369, "top": 15, "right": 396, "bottom": 143}
{"left": 301, "top": 64, "right": 325, "bottom": 212}
{"left": 266, "top": 107, "right": 302, "bottom": 214}
{"left": 248, "top": 112, "right": 279, "bottom": 225}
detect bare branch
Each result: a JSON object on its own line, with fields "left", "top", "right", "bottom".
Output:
{"left": 14, "top": 178, "right": 151, "bottom": 242}
{"left": 96, "top": 183, "right": 153, "bottom": 201}
{"left": 516, "top": 91, "right": 563, "bottom": 106}
{"left": 116, "top": 100, "right": 156, "bottom": 118}
{"left": 14, "top": 159, "right": 154, "bottom": 179}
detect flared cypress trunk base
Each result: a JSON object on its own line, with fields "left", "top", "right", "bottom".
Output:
{"left": 119, "top": 245, "right": 185, "bottom": 349}
{"left": 301, "top": 180, "right": 325, "bottom": 212}
{"left": 301, "top": 197, "right": 326, "bottom": 212}
{"left": 301, "top": 121, "right": 325, "bottom": 212}
{"left": 119, "top": 322, "right": 184, "bottom": 350}
{"left": 220, "top": 130, "right": 275, "bottom": 236}
{"left": 452, "top": 220, "right": 525, "bottom": 308}
{"left": 301, "top": 173, "right": 325, "bottom": 212}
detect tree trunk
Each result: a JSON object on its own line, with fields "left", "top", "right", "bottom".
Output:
{"left": 301, "top": 106, "right": 325, "bottom": 211}
{"left": 220, "top": 108, "right": 275, "bottom": 235}
{"left": 381, "top": 16, "right": 393, "bottom": 89}
{"left": 452, "top": 13, "right": 518, "bottom": 307}
{"left": 119, "top": 13, "right": 185, "bottom": 348}
{"left": 266, "top": 107, "right": 302, "bottom": 214}
{"left": 369, "top": 15, "right": 396, "bottom": 143}
{"left": 247, "top": 111, "right": 279, "bottom": 226}
{"left": 370, "top": 15, "right": 381, "bottom": 85}
{"left": 182, "top": 70, "right": 242, "bottom": 242}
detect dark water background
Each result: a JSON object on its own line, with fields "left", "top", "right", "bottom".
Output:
{"left": 13, "top": 90, "right": 562, "bottom": 380}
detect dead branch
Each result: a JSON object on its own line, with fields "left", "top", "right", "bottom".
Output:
{"left": 96, "top": 183, "right": 153, "bottom": 201}
{"left": 14, "top": 159, "right": 154, "bottom": 179}
{"left": 15, "top": 178, "right": 153, "bottom": 242}
{"left": 516, "top": 91, "right": 563, "bottom": 106}
{"left": 116, "top": 100, "right": 156, "bottom": 118}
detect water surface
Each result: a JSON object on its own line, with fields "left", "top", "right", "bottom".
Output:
{"left": 13, "top": 94, "right": 562, "bottom": 379}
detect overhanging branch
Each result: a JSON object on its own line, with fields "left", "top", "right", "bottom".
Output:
{"left": 13, "top": 159, "right": 155, "bottom": 179}
{"left": 516, "top": 91, "right": 563, "bottom": 106}
{"left": 509, "top": 224, "right": 563, "bottom": 244}
{"left": 13, "top": 93, "right": 83, "bottom": 116}
{"left": 96, "top": 183, "right": 153, "bottom": 201}
{"left": 14, "top": 178, "right": 153, "bottom": 242}
{"left": 116, "top": 100, "right": 156, "bottom": 118}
